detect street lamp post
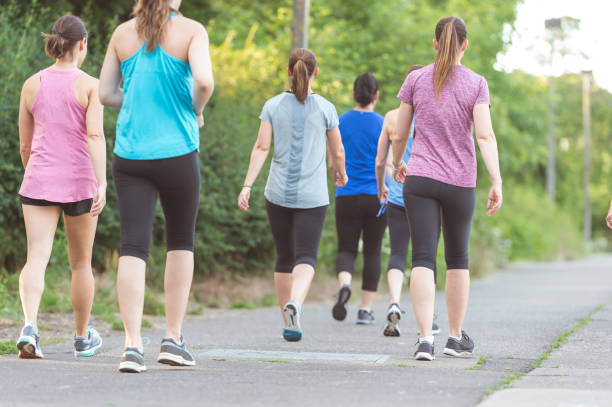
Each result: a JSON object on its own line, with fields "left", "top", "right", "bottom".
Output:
{"left": 292, "top": 0, "right": 310, "bottom": 50}
{"left": 582, "top": 70, "right": 592, "bottom": 244}
{"left": 544, "top": 18, "right": 561, "bottom": 202}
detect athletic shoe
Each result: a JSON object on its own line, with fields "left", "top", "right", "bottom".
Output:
{"left": 432, "top": 314, "right": 441, "bottom": 335}
{"left": 118, "top": 347, "right": 146, "bottom": 373}
{"left": 443, "top": 330, "right": 474, "bottom": 357}
{"left": 74, "top": 326, "right": 102, "bottom": 357}
{"left": 332, "top": 284, "right": 351, "bottom": 321}
{"left": 414, "top": 340, "right": 435, "bottom": 361}
{"left": 383, "top": 303, "right": 403, "bottom": 337}
{"left": 283, "top": 300, "right": 302, "bottom": 342}
{"left": 17, "top": 323, "right": 43, "bottom": 359}
{"left": 157, "top": 337, "right": 196, "bottom": 366}
{"left": 356, "top": 308, "right": 375, "bottom": 325}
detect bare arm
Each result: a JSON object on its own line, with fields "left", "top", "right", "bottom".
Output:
{"left": 391, "top": 102, "right": 413, "bottom": 183}
{"left": 375, "top": 119, "right": 391, "bottom": 202}
{"left": 237, "top": 120, "right": 273, "bottom": 211}
{"left": 188, "top": 24, "right": 214, "bottom": 120}
{"left": 474, "top": 103, "right": 503, "bottom": 216}
{"left": 606, "top": 198, "right": 612, "bottom": 229}
{"left": 99, "top": 30, "right": 124, "bottom": 109}
{"left": 86, "top": 80, "right": 107, "bottom": 216}
{"left": 18, "top": 80, "right": 35, "bottom": 168}
{"left": 327, "top": 127, "right": 348, "bottom": 187}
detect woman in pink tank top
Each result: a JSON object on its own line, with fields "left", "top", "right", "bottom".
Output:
{"left": 16, "top": 15, "right": 106, "bottom": 359}
{"left": 391, "top": 17, "right": 503, "bottom": 361}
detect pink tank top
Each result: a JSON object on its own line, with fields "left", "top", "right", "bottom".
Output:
{"left": 19, "top": 68, "right": 97, "bottom": 203}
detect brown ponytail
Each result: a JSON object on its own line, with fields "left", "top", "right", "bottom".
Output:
{"left": 133, "top": 0, "right": 176, "bottom": 52}
{"left": 42, "top": 15, "right": 87, "bottom": 60}
{"left": 433, "top": 16, "right": 467, "bottom": 100}
{"left": 289, "top": 48, "right": 317, "bottom": 104}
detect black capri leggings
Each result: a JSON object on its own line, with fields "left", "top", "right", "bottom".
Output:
{"left": 265, "top": 200, "right": 327, "bottom": 274}
{"left": 112, "top": 151, "right": 200, "bottom": 262}
{"left": 335, "top": 194, "right": 387, "bottom": 292}
{"left": 403, "top": 176, "right": 475, "bottom": 271}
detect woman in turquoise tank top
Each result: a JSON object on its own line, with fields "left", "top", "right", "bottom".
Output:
{"left": 99, "top": 0, "right": 214, "bottom": 373}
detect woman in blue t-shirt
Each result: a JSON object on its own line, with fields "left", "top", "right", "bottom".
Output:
{"left": 331, "top": 73, "right": 387, "bottom": 325}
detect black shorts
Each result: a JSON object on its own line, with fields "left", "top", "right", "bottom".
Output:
{"left": 19, "top": 195, "right": 93, "bottom": 217}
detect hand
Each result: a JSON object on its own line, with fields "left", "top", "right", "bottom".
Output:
{"left": 90, "top": 185, "right": 107, "bottom": 217}
{"left": 335, "top": 171, "right": 348, "bottom": 188}
{"left": 486, "top": 181, "right": 503, "bottom": 216}
{"left": 393, "top": 162, "right": 407, "bottom": 184}
{"left": 197, "top": 113, "right": 204, "bottom": 129}
{"left": 378, "top": 185, "right": 389, "bottom": 203}
{"left": 238, "top": 187, "right": 251, "bottom": 211}
{"left": 606, "top": 204, "right": 612, "bottom": 229}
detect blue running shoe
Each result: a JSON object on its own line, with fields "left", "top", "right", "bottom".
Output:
{"left": 17, "top": 323, "right": 43, "bottom": 359}
{"left": 119, "top": 347, "right": 146, "bottom": 373}
{"left": 157, "top": 337, "right": 196, "bottom": 366}
{"left": 74, "top": 327, "right": 102, "bottom": 357}
{"left": 283, "top": 300, "right": 302, "bottom": 342}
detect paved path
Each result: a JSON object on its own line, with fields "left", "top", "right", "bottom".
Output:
{"left": 1, "top": 255, "right": 611, "bottom": 407}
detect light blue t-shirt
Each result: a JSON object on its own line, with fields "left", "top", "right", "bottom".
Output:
{"left": 261, "top": 92, "right": 339, "bottom": 209}
{"left": 387, "top": 120, "right": 415, "bottom": 207}
{"left": 335, "top": 110, "right": 384, "bottom": 197}
{"left": 115, "top": 19, "right": 199, "bottom": 160}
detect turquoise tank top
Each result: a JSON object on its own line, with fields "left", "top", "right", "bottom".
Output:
{"left": 115, "top": 15, "right": 199, "bottom": 160}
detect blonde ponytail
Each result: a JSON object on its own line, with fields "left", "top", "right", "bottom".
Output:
{"left": 433, "top": 16, "right": 467, "bottom": 100}
{"left": 133, "top": 0, "right": 172, "bottom": 52}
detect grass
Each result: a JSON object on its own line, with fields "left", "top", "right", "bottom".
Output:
{"left": 141, "top": 318, "right": 153, "bottom": 328}
{"left": 483, "top": 371, "right": 527, "bottom": 396}
{"left": 394, "top": 364, "right": 416, "bottom": 368}
{"left": 504, "top": 355, "right": 515, "bottom": 359}
{"left": 0, "top": 340, "right": 16, "bottom": 355}
{"left": 42, "top": 337, "right": 69, "bottom": 346}
{"left": 258, "top": 359, "right": 289, "bottom": 364}
{"left": 187, "top": 305, "right": 205, "bottom": 316}
{"left": 468, "top": 355, "right": 490, "bottom": 370}
{"left": 230, "top": 301, "right": 255, "bottom": 310}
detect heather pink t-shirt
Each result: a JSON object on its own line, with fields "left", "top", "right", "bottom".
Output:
{"left": 397, "top": 64, "right": 489, "bottom": 188}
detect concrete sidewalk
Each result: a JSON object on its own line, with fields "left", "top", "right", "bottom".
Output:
{"left": 1, "top": 255, "right": 611, "bottom": 407}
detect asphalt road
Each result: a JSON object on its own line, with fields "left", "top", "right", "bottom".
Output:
{"left": 1, "top": 255, "right": 611, "bottom": 407}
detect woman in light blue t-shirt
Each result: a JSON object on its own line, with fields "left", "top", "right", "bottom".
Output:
{"left": 238, "top": 48, "right": 347, "bottom": 342}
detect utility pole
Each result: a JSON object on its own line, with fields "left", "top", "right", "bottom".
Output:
{"left": 582, "top": 70, "right": 592, "bottom": 245}
{"left": 292, "top": 0, "right": 310, "bottom": 50}
{"left": 545, "top": 18, "right": 561, "bottom": 202}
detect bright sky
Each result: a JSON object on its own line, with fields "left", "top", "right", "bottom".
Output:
{"left": 497, "top": 0, "right": 611, "bottom": 91}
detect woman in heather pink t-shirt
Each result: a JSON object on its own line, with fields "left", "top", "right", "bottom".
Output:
{"left": 391, "top": 16, "right": 503, "bottom": 361}
{"left": 16, "top": 15, "right": 106, "bottom": 359}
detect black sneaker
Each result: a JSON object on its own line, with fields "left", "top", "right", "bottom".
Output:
{"left": 443, "top": 331, "right": 474, "bottom": 357}
{"left": 332, "top": 284, "right": 351, "bottom": 321}
{"left": 414, "top": 340, "right": 435, "bottom": 361}
{"left": 157, "top": 337, "right": 196, "bottom": 366}
{"left": 356, "top": 308, "right": 375, "bottom": 325}
{"left": 119, "top": 347, "right": 146, "bottom": 373}
{"left": 383, "top": 303, "right": 403, "bottom": 337}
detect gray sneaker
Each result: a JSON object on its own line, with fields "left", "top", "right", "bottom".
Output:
{"left": 157, "top": 337, "right": 196, "bottom": 366}
{"left": 356, "top": 308, "right": 375, "bottom": 325}
{"left": 414, "top": 340, "right": 435, "bottom": 361}
{"left": 74, "top": 327, "right": 102, "bottom": 357}
{"left": 16, "top": 324, "right": 43, "bottom": 359}
{"left": 119, "top": 347, "right": 146, "bottom": 373}
{"left": 383, "top": 303, "right": 403, "bottom": 337}
{"left": 443, "top": 331, "right": 474, "bottom": 357}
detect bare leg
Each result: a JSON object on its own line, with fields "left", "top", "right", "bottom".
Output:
{"left": 19, "top": 205, "right": 60, "bottom": 329}
{"left": 117, "top": 256, "right": 146, "bottom": 349}
{"left": 337, "top": 271, "right": 352, "bottom": 287}
{"left": 274, "top": 272, "right": 292, "bottom": 324}
{"left": 387, "top": 269, "right": 404, "bottom": 305}
{"left": 290, "top": 264, "right": 315, "bottom": 307}
{"left": 410, "top": 266, "right": 435, "bottom": 338}
{"left": 445, "top": 269, "right": 470, "bottom": 337}
{"left": 64, "top": 212, "right": 98, "bottom": 337}
{"left": 164, "top": 250, "right": 194, "bottom": 341}
{"left": 360, "top": 290, "right": 376, "bottom": 310}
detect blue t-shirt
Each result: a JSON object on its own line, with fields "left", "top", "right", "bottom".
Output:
{"left": 261, "top": 92, "right": 339, "bottom": 209}
{"left": 387, "top": 120, "right": 415, "bottom": 207}
{"left": 335, "top": 110, "right": 384, "bottom": 197}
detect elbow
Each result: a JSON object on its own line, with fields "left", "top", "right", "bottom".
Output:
{"left": 20, "top": 145, "right": 31, "bottom": 156}
{"left": 87, "top": 131, "right": 105, "bottom": 141}
{"left": 476, "top": 130, "right": 495, "bottom": 143}
{"left": 99, "top": 90, "right": 111, "bottom": 107}
{"left": 255, "top": 143, "right": 270, "bottom": 154}
{"left": 375, "top": 158, "right": 386, "bottom": 173}
{"left": 194, "top": 77, "right": 214, "bottom": 96}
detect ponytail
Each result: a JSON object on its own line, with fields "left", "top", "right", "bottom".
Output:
{"left": 288, "top": 48, "right": 317, "bottom": 104}
{"left": 133, "top": 0, "right": 173, "bottom": 52}
{"left": 433, "top": 16, "right": 467, "bottom": 100}
{"left": 42, "top": 15, "right": 87, "bottom": 60}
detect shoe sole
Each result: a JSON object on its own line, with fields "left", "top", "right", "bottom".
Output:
{"left": 383, "top": 311, "right": 401, "bottom": 337}
{"left": 414, "top": 352, "right": 435, "bottom": 361}
{"left": 332, "top": 286, "right": 351, "bottom": 321}
{"left": 283, "top": 304, "right": 302, "bottom": 342}
{"left": 157, "top": 352, "right": 196, "bottom": 366}
{"left": 75, "top": 338, "right": 103, "bottom": 358}
{"left": 356, "top": 319, "right": 375, "bottom": 325}
{"left": 432, "top": 327, "right": 441, "bottom": 335}
{"left": 17, "top": 337, "right": 43, "bottom": 359}
{"left": 443, "top": 348, "right": 473, "bottom": 357}
{"left": 118, "top": 361, "right": 147, "bottom": 373}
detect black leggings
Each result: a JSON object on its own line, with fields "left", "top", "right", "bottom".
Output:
{"left": 403, "top": 176, "right": 475, "bottom": 271}
{"left": 112, "top": 151, "right": 200, "bottom": 261}
{"left": 335, "top": 194, "right": 387, "bottom": 292}
{"left": 265, "top": 200, "right": 327, "bottom": 274}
